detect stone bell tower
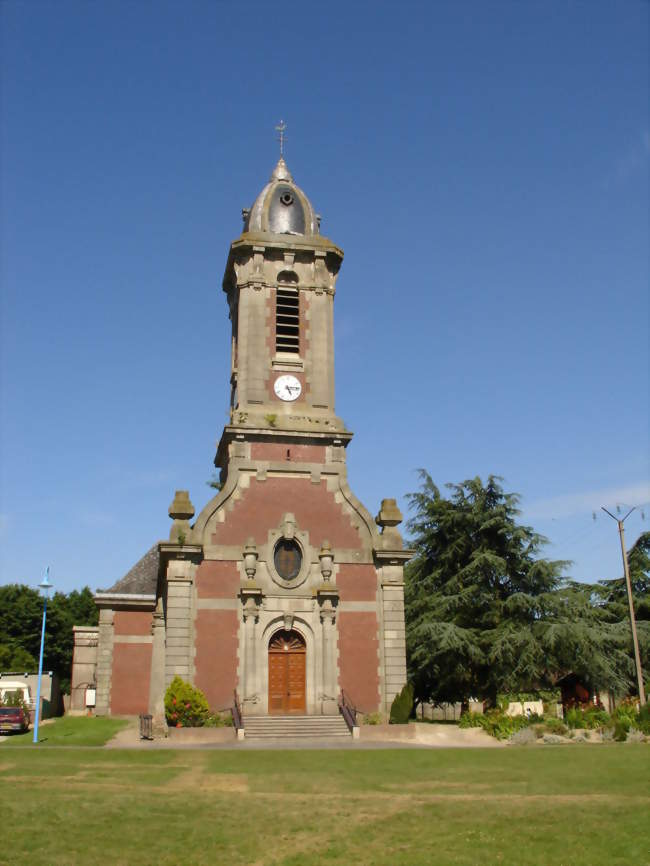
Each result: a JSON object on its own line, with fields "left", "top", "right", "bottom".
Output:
{"left": 221, "top": 156, "right": 344, "bottom": 445}
{"left": 87, "top": 155, "right": 411, "bottom": 723}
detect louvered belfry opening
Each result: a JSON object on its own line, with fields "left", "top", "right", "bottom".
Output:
{"left": 276, "top": 287, "right": 300, "bottom": 354}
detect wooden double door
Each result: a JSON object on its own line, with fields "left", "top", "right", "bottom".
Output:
{"left": 268, "top": 630, "right": 306, "bottom": 714}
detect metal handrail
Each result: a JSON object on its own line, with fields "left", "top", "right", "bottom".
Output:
{"left": 231, "top": 690, "right": 243, "bottom": 730}
{"left": 338, "top": 689, "right": 357, "bottom": 732}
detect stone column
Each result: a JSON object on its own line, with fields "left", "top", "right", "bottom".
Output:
{"left": 317, "top": 585, "right": 339, "bottom": 715}
{"left": 94, "top": 608, "right": 115, "bottom": 716}
{"left": 149, "top": 598, "right": 167, "bottom": 734}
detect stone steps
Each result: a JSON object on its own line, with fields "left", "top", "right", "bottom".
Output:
{"left": 243, "top": 714, "right": 351, "bottom": 739}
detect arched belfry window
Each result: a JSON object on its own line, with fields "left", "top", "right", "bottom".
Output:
{"left": 276, "top": 287, "right": 300, "bottom": 354}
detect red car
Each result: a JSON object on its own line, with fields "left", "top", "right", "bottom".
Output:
{"left": 0, "top": 706, "right": 30, "bottom": 734}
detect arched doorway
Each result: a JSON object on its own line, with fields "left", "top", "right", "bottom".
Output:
{"left": 268, "top": 629, "right": 306, "bottom": 714}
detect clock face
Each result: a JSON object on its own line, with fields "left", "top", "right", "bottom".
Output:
{"left": 274, "top": 374, "right": 302, "bottom": 402}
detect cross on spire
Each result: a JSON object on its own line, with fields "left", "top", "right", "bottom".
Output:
{"left": 275, "top": 119, "right": 287, "bottom": 156}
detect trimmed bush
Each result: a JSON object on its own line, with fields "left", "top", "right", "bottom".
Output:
{"left": 389, "top": 683, "right": 414, "bottom": 724}
{"left": 164, "top": 676, "right": 210, "bottom": 727}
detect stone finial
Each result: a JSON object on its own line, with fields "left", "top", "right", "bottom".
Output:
{"left": 169, "top": 490, "right": 195, "bottom": 521}
{"left": 243, "top": 538, "right": 258, "bottom": 580}
{"left": 318, "top": 540, "right": 334, "bottom": 582}
{"left": 168, "top": 490, "right": 195, "bottom": 544}
{"left": 375, "top": 499, "right": 403, "bottom": 527}
{"left": 375, "top": 498, "right": 404, "bottom": 549}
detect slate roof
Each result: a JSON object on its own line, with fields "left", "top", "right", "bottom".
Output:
{"left": 100, "top": 544, "right": 160, "bottom": 596}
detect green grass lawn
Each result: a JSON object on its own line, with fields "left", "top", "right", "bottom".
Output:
{"left": 1, "top": 715, "right": 128, "bottom": 747}
{"left": 0, "top": 734, "right": 647, "bottom": 866}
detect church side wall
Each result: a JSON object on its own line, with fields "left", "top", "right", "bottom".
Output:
{"left": 109, "top": 610, "right": 153, "bottom": 715}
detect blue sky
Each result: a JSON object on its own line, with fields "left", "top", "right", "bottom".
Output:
{"left": 1, "top": 0, "right": 648, "bottom": 595}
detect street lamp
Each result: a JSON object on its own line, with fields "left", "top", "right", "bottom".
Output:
{"left": 33, "top": 567, "right": 52, "bottom": 744}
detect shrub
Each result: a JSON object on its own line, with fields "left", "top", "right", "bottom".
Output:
{"left": 203, "top": 711, "right": 233, "bottom": 728}
{"left": 363, "top": 712, "right": 383, "bottom": 725}
{"left": 389, "top": 683, "right": 414, "bottom": 724}
{"left": 634, "top": 702, "right": 650, "bottom": 734}
{"left": 458, "top": 711, "right": 482, "bottom": 729}
{"left": 564, "top": 706, "right": 610, "bottom": 730}
{"left": 582, "top": 706, "right": 610, "bottom": 729}
{"left": 164, "top": 676, "right": 210, "bottom": 727}
{"left": 612, "top": 698, "right": 638, "bottom": 726}
{"left": 564, "top": 707, "right": 585, "bottom": 729}
{"left": 543, "top": 717, "right": 568, "bottom": 736}
{"left": 459, "top": 710, "right": 529, "bottom": 740}
{"left": 614, "top": 719, "right": 630, "bottom": 742}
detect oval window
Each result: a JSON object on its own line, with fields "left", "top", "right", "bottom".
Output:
{"left": 274, "top": 539, "right": 302, "bottom": 581}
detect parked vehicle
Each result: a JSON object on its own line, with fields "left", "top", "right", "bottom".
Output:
{"left": 0, "top": 706, "right": 30, "bottom": 734}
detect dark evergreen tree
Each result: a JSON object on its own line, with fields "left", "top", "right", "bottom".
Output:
{"left": 405, "top": 473, "right": 631, "bottom": 707}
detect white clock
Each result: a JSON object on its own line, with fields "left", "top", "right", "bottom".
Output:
{"left": 274, "top": 374, "right": 302, "bottom": 401}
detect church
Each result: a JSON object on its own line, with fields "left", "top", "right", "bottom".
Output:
{"left": 71, "top": 156, "right": 410, "bottom": 729}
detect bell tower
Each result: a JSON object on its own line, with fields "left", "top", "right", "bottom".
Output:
{"left": 220, "top": 156, "right": 347, "bottom": 467}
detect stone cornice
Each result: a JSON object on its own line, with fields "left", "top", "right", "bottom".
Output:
{"left": 93, "top": 592, "right": 156, "bottom": 611}
{"left": 215, "top": 426, "right": 353, "bottom": 469}
{"left": 158, "top": 542, "right": 203, "bottom": 561}
{"left": 374, "top": 548, "right": 415, "bottom": 566}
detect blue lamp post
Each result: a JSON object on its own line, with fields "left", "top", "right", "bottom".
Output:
{"left": 32, "top": 567, "right": 52, "bottom": 744}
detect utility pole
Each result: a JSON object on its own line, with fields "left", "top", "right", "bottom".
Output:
{"left": 602, "top": 507, "right": 646, "bottom": 706}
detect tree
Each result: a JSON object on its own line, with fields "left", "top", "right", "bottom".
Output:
{"left": 0, "top": 584, "right": 98, "bottom": 693}
{"left": 404, "top": 473, "right": 630, "bottom": 708}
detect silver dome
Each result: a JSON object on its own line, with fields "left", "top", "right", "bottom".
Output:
{"left": 244, "top": 158, "right": 319, "bottom": 237}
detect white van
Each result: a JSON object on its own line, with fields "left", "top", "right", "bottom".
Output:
{"left": 0, "top": 681, "right": 32, "bottom": 706}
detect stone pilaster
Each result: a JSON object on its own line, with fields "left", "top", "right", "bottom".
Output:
{"left": 240, "top": 582, "right": 263, "bottom": 706}
{"left": 380, "top": 575, "right": 407, "bottom": 712}
{"left": 317, "top": 585, "right": 339, "bottom": 714}
{"left": 94, "top": 608, "right": 115, "bottom": 715}
{"left": 148, "top": 598, "right": 167, "bottom": 733}
{"left": 164, "top": 558, "right": 196, "bottom": 685}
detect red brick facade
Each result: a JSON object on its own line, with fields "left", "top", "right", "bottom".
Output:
{"left": 195, "top": 560, "right": 240, "bottom": 598}
{"left": 194, "top": 609, "right": 239, "bottom": 710}
{"left": 110, "top": 642, "right": 152, "bottom": 715}
{"left": 210, "top": 476, "right": 362, "bottom": 550}
{"left": 337, "top": 611, "right": 380, "bottom": 713}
